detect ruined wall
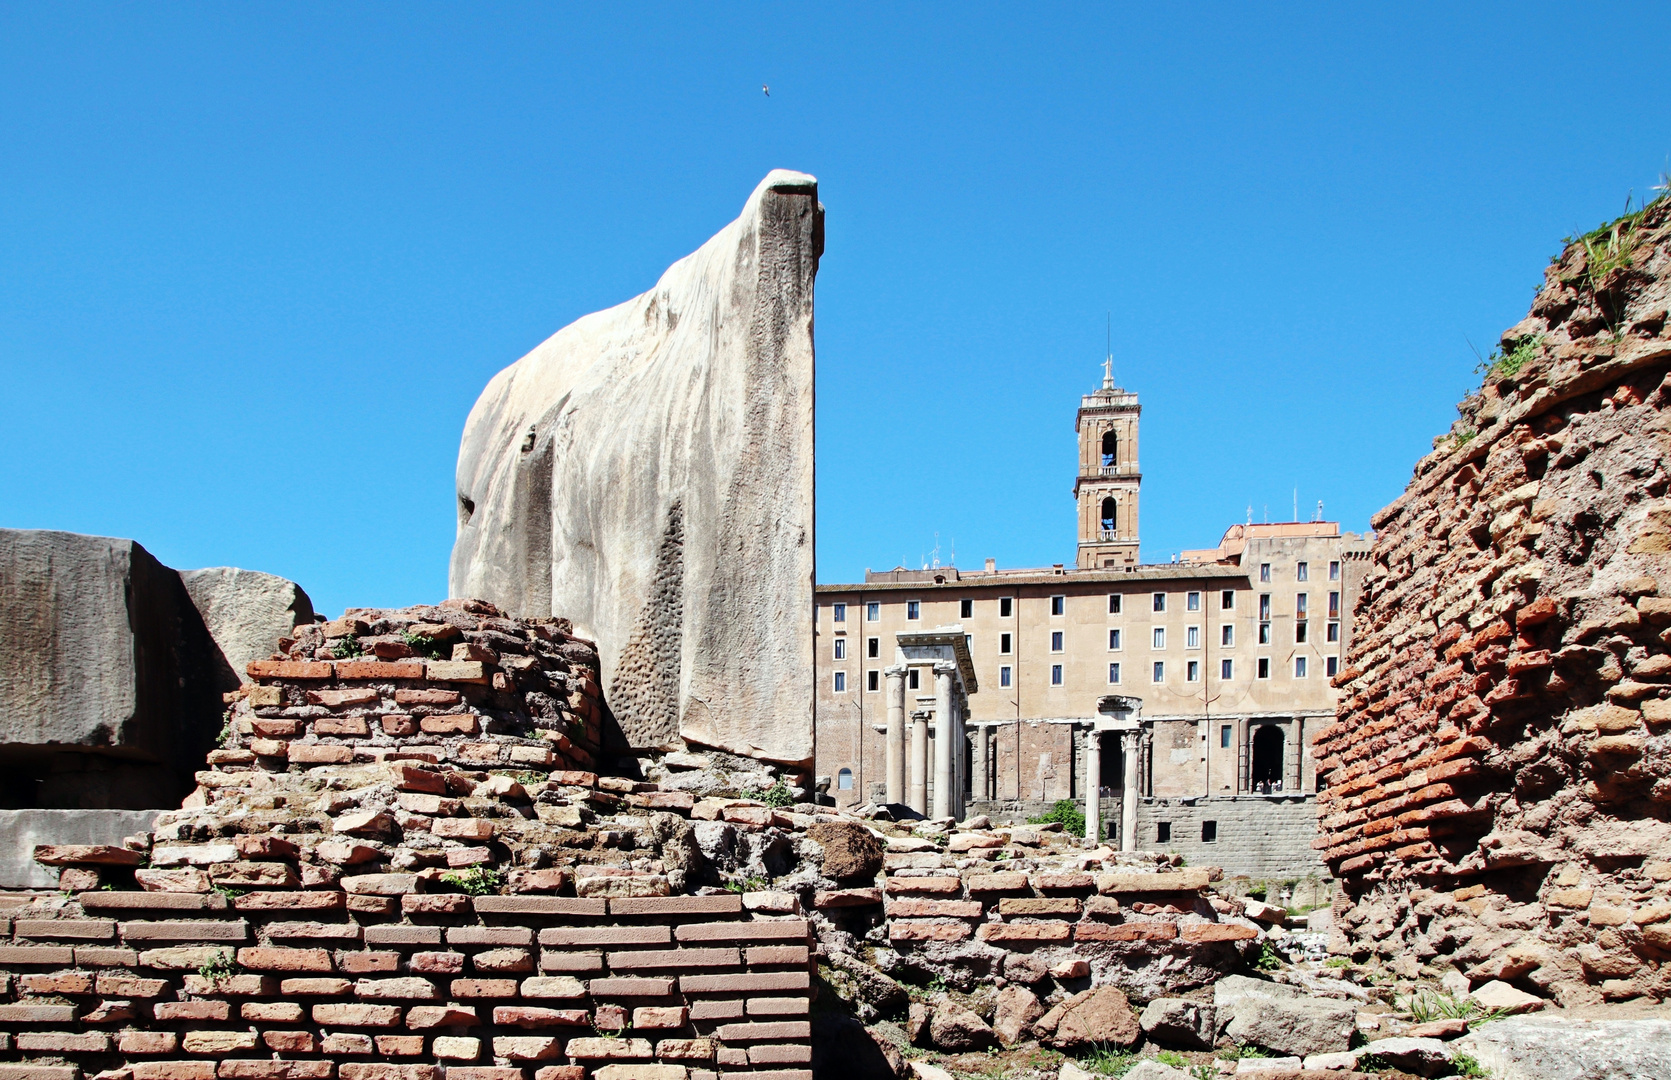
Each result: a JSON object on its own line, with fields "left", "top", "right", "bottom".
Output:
{"left": 0, "top": 602, "right": 816, "bottom": 1080}
{"left": 1137, "top": 798, "right": 1323, "bottom": 882}
{"left": 1316, "top": 197, "right": 1671, "bottom": 1006}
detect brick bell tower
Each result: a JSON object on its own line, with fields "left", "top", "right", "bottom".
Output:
{"left": 1074, "top": 358, "right": 1141, "bottom": 568}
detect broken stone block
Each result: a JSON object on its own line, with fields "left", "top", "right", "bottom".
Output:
{"left": 451, "top": 171, "right": 820, "bottom": 768}
{"left": 1139, "top": 997, "right": 1216, "bottom": 1050}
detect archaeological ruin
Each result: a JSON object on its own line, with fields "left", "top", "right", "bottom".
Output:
{"left": 10, "top": 172, "right": 1671, "bottom": 1080}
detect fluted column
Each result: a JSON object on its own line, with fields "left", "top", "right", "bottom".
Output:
{"left": 884, "top": 665, "right": 907, "bottom": 805}
{"left": 932, "top": 662, "right": 956, "bottom": 820}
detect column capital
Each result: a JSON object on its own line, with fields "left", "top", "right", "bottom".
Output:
{"left": 883, "top": 664, "right": 907, "bottom": 677}
{"left": 932, "top": 660, "right": 957, "bottom": 676}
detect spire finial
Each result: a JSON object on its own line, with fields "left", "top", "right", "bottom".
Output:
{"left": 1102, "top": 312, "right": 1115, "bottom": 390}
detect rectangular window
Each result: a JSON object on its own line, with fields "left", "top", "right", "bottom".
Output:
{"left": 1152, "top": 592, "right": 1166, "bottom": 612}
{"left": 1186, "top": 591, "right": 1201, "bottom": 612}
{"left": 1051, "top": 631, "right": 1064, "bottom": 652}
{"left": 1295, "top": 655, "right": 1308, "bottom": 678}
{"left": 866, "top": 601, "right": 880, "bottom": 622}
{"left": 1152, "top": 627, "right": 1165, "bottom": 649}
{"left": 1258, "top": 622, "right": 1271, "bottom": 645}
{"left": 1157, "top": 822, "right": 1171, "bottom": 844}
{"left": 960, "top": 599, "right": 973, "bottom": 619}
{"left": 1202, "top": 820, "right": 1217, "bottom": 843}
{"left": 1296, "top": 593, "right": 1308, "bottom": 618}
{"left": 1186, "top": 625, "right": 1200, "bottom": 649}
{"left": 1186, "top": 660, "right": 1200, "bottom": 682}
{"left": 1000, "top": 597, "right": 1013, "bottom": 618}
{"left": 1152, "top": 661, "right": 1165, "bottom": 683}
{"left": 1258, "top": 594, "right": 1271, "bottom": 620}
{"left": 1296, "top": 561, "right": 1309, "bottom": 582}
{"left": 1326, "top": 656, "right": 1339, "bottom": 677}
{"left": 832, "top": 603, "right": 846, "bottom": 623}
{"left": 1328, "top": 591, "right": 1340, "bottom": 619}
{"left": 867, "top": 637, "right": 880, "bottom": 658}
{"left": 1000, "top": 665, "right": 1012, "bottom": 688}
{"left": 1051, "top": 664, "right": 1064, "bottom": 686}
{"left": 1220, "top": 724, "right": 1232, "bottom": 748}
{"left": 1051, "top": 595, "right": 1065, "bottom": 616}
{"left": 908, "top": 668, "right": 920, "bottom": 690}
{"left": 867, "top": 670, "right": 879, "bottom": 692}
{"left": 1329, "top": 560, "right": 1340, "bottom": 581}
{"left": 1295, "top": 621, "right": 1308, "bottom": 644}
{"left": 1108, "top": 662, "right": 1121, "bottom": 684}
{"left": 1259, "top": 563, "right": 1271, "bottom": 583}
{"left": 1221, "top": 589, "right": 1235, "bottom": 610}
{"left": 1220, "top": 658, "right": 1233, "bottom": 680}
{"left": 833, "top": 639, "right": 846, "bottom": 660}
{"left": 1327, "top": 621, "right": 1340, "bottom": 643}
{"left": 999, "top": 632, "right": 1012, "bottom": 654}
{"left": 833, "top": 671, "right": 847, "bottom": 692}
{"left": 906, "top": 600, "right": 921, "bottom": 621}
{"left": 1257, "top": 657, "right": 1270, "bottom": 679}
{"left": 1221, "top": 624, "right": 1234, "bottom": 647}
{"left": 1108, "top": 594, "right": 1122, "bottom": 614}
{"left": 1108, "top": 628, "right": 1122, "bottom": 650}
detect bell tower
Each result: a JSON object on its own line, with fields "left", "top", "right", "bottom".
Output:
{"left": 1074, "top": 359, "right": 1141, "bottom": 568}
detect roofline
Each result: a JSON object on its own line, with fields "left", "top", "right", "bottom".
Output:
{"left": 816, "top": 564, "right": 1249, "bottom": 593}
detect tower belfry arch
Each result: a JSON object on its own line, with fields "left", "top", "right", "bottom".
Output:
{"left": 1074, "top": 357, "right": 1141, "bottom": 568}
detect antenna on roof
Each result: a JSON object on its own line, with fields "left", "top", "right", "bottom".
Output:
{"left": 1315, "top": 500, "right": 1324, "bottom": 523}
{"left": 1246, "top": 505, "right": 1253, "bottom": 526}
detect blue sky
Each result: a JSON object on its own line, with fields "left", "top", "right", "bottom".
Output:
{"left": 3, "top": 4, "right": 1669, "bottom": 617}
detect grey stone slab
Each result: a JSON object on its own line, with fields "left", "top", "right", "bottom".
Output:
{"left": 0, "top": 809, "right": 162, "bottom": 887}
{"left": 179, "top": 567, "right": 313, "bottom": 691}
{"left": 451, "top": 171, "right": 820, "bottom": 768}
{"left": 1454, "top": 1016, "right": 1671, "bottom": 1080}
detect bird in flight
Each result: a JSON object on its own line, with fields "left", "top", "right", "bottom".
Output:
{"left": 762, "top": 84, "right": 770, "bottom": 96}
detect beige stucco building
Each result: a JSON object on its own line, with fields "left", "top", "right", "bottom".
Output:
{"left": 815, "top": 369, "right": 1371, "bottom": 877}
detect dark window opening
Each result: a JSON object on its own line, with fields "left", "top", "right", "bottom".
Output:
{"left": 1251, "top": 724, "right": 1285, "bottom": 791}
{"left": 1101, "top": 429, "right": 1118, "bottom": 467}
{"left": 908, "top": 669, "right": 920, "bottom": 690}
{"left": 1100, "top": 496, "right": 1116, "bottom": 532}
{"left": 1201, "top": 820, "right": 1217, "bottom": 843}
{"left": 1156, "top": 821, "right": 1171, "bottom": 844}
{"left": 960, "top": 599, "right": 973, "bottom": 619}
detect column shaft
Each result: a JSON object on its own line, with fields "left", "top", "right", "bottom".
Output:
{"left": 1084, "top": 730, "right": 1101, "bottom": 843}
{"left": 1120, "top": 731, "right": 1140, "bottom": 852}
{"left": 932, "top": 664, "right": 955, "bottom": 820}
{"left": 884, "top": 666, "right": 906, "bottom": 805}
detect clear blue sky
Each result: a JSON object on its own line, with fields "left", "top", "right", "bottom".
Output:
{"left": 4, "top": 5, "right": 1669, "bottom": 617}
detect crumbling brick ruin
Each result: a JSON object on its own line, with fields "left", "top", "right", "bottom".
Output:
{"left": 0, "top": 596, "right": 1296, "bottom": 1080}
{"left": 1317, "top": 195, "right": 1671, "bottom": 1007}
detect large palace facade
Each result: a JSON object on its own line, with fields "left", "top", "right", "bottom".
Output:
{"left": 814, "top": 369, "right": 1371, "bottom": 879}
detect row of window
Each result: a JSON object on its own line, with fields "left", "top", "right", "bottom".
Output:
{"left": 829, "top": 615, "right": 1340, "bottom": 664}
{"left": 828, "top": 653, "right": 1337, "bottom": 692}
{"left": 825, "top": 587, "right": 1341, "bottom": 623}
{"left": 1260, "top": 560, "right": 1340, "bottom": 583}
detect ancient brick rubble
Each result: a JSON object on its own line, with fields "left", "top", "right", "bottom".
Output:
{"left": 1316, "top": 195, "right": 1671, "bottom": 1007}
{"left": 0, "top": 597, "right": 1284, "bottom": 1080}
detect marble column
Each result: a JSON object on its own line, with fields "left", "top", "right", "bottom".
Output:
{"left": 1084, "top": 728, "right": 1101, "bottom": 844}
{"left": 1120, "top": 730, "right": 1140, "bottom": 852}
{"left": 972, "top": 724, "right": 989, "bottom": 803}
{"left": 884, "top": 665, "right": 907, "bottom": 805}
{"left": 909, "top": 704, "right": 929, "bottom": 817}
{"left": 932, "top": 662, "right": 956, "bottom": 820}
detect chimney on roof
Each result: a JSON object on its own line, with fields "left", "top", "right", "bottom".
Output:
{"left": 985, "top": 558, "right": 996, "bottom": 573}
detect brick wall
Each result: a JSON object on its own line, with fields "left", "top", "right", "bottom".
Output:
{"left": 1315, "top": 199, "right": 1671, "bottom": 1006}
{"left": 0, "top": 602, "right": 813, "bottom": 1080}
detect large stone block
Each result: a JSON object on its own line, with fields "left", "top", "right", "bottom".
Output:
{"left": 0, "top": 529, "right": 311, "bottom": 807}
{"left": 179, "top": 567, "right": 313, "bottom": 693}
{"left": 451, "top": 171, "right": 820, "bottom": 767}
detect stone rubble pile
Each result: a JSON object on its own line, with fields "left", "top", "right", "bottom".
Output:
{"left": 1316, "top": 193, "right": 1671, "bottom": 1009}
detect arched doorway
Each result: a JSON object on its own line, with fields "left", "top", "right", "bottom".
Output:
{"left": 1100, "top": 497, "right": 1117, "bottom": 534}
{"left": 1251, "top": 725, "right": 1285, "bottom": 791}
{"left": 1101, "top": 430, "right": 1118, "bottom": 467}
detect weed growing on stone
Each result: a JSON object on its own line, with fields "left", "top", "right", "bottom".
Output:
{"left": 197, "top": 950, "right": 238, "bottom": 983}
{"left": 402, "top": 630, "right": 447, "bottom": 658}
{"left": 1251, "top": 943, "right": 1283, "bottom": 972}
{"left": 761, "top": 781, "right": 794, "bottom": 807}
{"left": 326, "top": 635, "right": 363, "bottom": 658}
{"left": 1325, "top": 956, "right": 1351, "bottom": 968}
{"left": 212, "top": 885, "right": 247, "bottom": 901}
{"left": 1076, "top": 1042, "right": 1137, "bottom": 1076}
{"left": 723, "top": 875, "right": 767, "bottom": 894}
{"left": 1475, "top": 333, "right": 1545, "bottom": 382}
{"left": 1154, "top": 1050, "right": 1187, "bottom": 1068}
{"left": 440, "top": 867, "right": 505, "bottom": 895}
{"left": 1027, "top": 799, "right": 1087, "bottom": 838}
{"left": 1451, "top": 1052, "right": 1490, "bottom": 1077}
{"left": 215, "top": 710, "right": 232, "bottom": 748}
